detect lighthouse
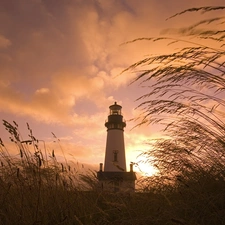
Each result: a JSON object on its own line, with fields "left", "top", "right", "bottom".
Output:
{"left": 97, "top": 102, "right": 136, "bottom": 192}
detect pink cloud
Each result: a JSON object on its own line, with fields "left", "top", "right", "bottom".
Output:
{"left": 0, "top": 34, "right": 11, "bottom": 49}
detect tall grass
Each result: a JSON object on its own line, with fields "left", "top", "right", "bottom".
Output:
{"left": 123, "top": 6, "right": 225, "bottom": 224}
{"left": 0, "top": 120, "right": 93, "bottom": 224}
{"left": 1, "top": 119, "right": 225, "bottom": 224}
{"left": 0, "top": 120, "right": 160, "bottom": 225}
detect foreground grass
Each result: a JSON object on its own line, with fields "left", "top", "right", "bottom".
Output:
{"left": 1, "top": 120, "right": 225, "bottom": 224}
{"left": 1, "top": 178, "right": 225, "bottom": 225}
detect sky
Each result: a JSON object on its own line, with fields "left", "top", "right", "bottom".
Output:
{"left": 0, "top": 0, "right": 224, "bottom": 175}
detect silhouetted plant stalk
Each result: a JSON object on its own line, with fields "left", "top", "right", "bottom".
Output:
{"left": 0, "top": 120, "right": 87, "bottom": 189}
{"left": 1, "top": 120, "right": 151, "bottom": 224}
{"left": 124, "top": 6, "right": 225, "bottom": 186}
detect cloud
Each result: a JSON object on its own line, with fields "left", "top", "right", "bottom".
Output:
{"left": 0, "top": 0, "right": 136, "bottom": 123}
{"left": 35, "top": 88, "right": 50, "bottom": 94}
{"left": 0, "top": 35, "right": 11, "bottom": 49}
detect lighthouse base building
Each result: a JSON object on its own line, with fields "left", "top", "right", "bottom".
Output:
{"left": 97, "top": 164, "right": 136, "bottom": 193}
{"left": 97, "top": 102, "right": 136, "bottom": 193}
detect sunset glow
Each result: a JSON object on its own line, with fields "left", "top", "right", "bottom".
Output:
{"left": 0, "top": 0, "right": 224, "bottom": 175}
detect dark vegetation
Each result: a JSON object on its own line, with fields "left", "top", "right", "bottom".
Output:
{"left": 0, "top": 120, "right": 185, "bottom": 225}
{"left": 1, "top": 6, "right": 225, "bottom": 225}
{"left": 125, "top": 5, "right": 225, "bottom": 225}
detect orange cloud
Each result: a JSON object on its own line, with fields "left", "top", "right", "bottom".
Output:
{"left": 0, "top": 35, "right": 11, "bottom": 49}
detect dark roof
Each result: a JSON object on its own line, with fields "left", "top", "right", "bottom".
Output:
{"left": 97, "top": 171, "right": 137, "bottom": 181}
{"left": 109, "top": 102, "right": 122, "bottom": 109}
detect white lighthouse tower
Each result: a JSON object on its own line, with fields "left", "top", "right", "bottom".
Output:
{"left": 104, "top": 102, "right": 126, "bottom": 172}
{"left": 97, "top": 102, "right": 136, "bottom": 192}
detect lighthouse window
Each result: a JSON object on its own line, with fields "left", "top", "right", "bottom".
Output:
{"left": 110, "top": 109, "right": 121, "bottom": 115}
{"left": 113, "top": 150, "right": 118, "bottom": 162}
{"left": 112, "top": 110, "right": 118, "bottom": 115}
